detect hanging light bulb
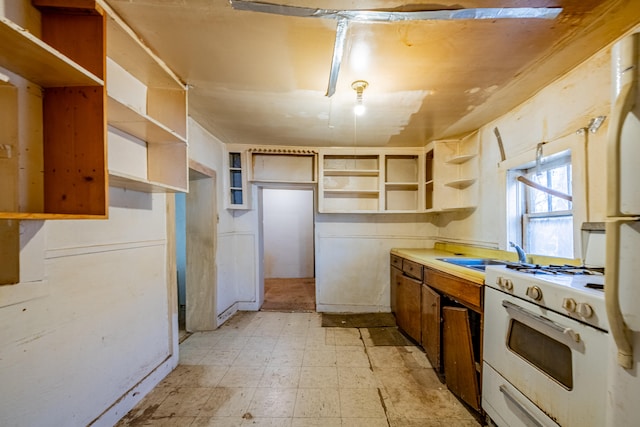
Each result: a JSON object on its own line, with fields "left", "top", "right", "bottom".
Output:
{"left": 351, "top": 80, "right": 368, "bottom": 116}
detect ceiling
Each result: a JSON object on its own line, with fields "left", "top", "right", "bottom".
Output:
{"left": 106, "top": 0, "right": 640, "bottom": 147}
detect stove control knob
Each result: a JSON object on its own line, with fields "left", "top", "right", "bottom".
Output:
{"left": 526, "top": 286, "right": 543, "bottom": 301}
{"left": 504, "top": 279, "right": 513, "bottom": 291}
{"left": 562, "top": 298, "right": 577, "bottom": 312}
{"left": 576, "top": 303, "right": 594, "bottom": 318}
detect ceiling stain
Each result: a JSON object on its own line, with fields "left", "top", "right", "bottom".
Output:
{"left": 107, "top": 0, "right": 640, "bottom": 147}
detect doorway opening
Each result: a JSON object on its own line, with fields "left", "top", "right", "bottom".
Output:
{"left": 176, "top": 166, "right": 218, "bottom": 336}
{"left": 259, "top": 187, "right": 316, "bottom": 312}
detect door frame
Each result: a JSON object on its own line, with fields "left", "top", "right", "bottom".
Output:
{"left": 185, "top": 159, "right": 218, "bottom": 331}
{"left": 257, "top": 183, "right": 317, "bottom": 307}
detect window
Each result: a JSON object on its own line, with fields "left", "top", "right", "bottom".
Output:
{"left": 514, "top": 152, "right": 573, "bottom": 258}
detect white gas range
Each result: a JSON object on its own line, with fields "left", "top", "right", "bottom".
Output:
{"left": 485, "top": 264, "right": 607, "bottom": 332}
{"left": 481, "top": 226, "right": 608, "bottom": 427}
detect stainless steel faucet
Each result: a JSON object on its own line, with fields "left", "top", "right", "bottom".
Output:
{"left": 509, "top": 241, "right": 527, "bottom": 263}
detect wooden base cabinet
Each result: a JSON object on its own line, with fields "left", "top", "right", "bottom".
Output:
{"left": 423, "top": 266, "right": 483, "bottom": 412}
{"left": 421, "top": 284, "right": 441, "bottom": 371}
{"left": 443, "top": 306, "right": 481, "bottom": 411}
{"left": 392, "top": 255, "right": 483, "bottom": 413}
{"left": 396, "top": 274, "right": 422, "bottom": 342}
{"left": 390, "top": 254, "right": 402, "bottom": 314}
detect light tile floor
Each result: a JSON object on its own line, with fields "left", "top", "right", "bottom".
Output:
{"left": 116, "top": 311, "right": 482, "bottom": 426}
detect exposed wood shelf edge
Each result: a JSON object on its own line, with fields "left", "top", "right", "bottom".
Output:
{"left": 0, "top": 212, "right": 107, "bottom": 220}
{"left": 107, "top": 96, "right": 187, "bottom": 144}
{"left": 446, "top": 154, "right": 477, "bottom": 164}
{"left": 99, "top": 0, "right": 184, "bottom": 89}
{"left": 323, "top": 189, "right": 380, "bottom": 195}
{"left": 444, "top": 178, "right": 477, "bottom": 189}
{"left": 109, "top": 170, "right": 186, "bottom": 193}
{"left": 323, "top": 169, "right": 379, "bottom": 176}
{"left": 0, "top": 17, "right": 103, "bottom": 87}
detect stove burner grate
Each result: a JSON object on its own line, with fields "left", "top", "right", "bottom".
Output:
{"left": 505, "top": 263, "right": 604, "bottom": 276}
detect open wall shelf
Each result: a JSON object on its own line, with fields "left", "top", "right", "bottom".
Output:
{"left": 100, "top": 0, "right": 188, "bottom": 193}
{"left": 0, "top": 1, "right": 108, "bottom": 219}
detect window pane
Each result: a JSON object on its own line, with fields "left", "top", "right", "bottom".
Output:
{"left": 527, "top": 164, "right": 572, "bottom": 213}
{"left": 526, "top": 216, "right": 574, "bottom": 257}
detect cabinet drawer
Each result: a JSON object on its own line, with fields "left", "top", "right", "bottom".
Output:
{"left": 424, "top": 268, "right": 482, "bottom": 311}
{"left": 402, "top": 259, "right": 423, "bottom": 281}
{"left": 390, "top": 254, "right": 403, "bottom": 269}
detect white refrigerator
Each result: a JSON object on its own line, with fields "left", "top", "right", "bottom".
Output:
{"left": 606, "top": 31, "right": 640, "bottom": 426}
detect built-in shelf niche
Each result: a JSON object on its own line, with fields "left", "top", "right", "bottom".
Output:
{"left": 385, "top": 155, "right": 419, "bottom": 211}
{"left": 318, "top": 150, "right": 423, "bottom": 213}
{"left": 425, "top": 147, "right": 434, "bottom": 211}
{"left": 320, "top": 154, "right": 380, "bottom": 212}
{"left": 101, "top": 0, "right": 188, "bottom": 193}
{"left": 249, "top": 149, "right": 317, "bottom": 183}
{"left": 434, "top": 131, "right": 480, "bottom": 211}
{"left": 0, "top": 1, "right": 108, "bottom": 219}
{"left": 229, "top": 152, "right": 245, "bottom": 207}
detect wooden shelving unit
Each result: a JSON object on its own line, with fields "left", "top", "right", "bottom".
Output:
{"left": 318, "top": 150, "right": 423, "bottom": 213}
{"left": 228, "top": 151, "right": 246, "bottom": 208}
{"left": 433, "top": 132, "right": 480, "bottom": 211}
{"left": 100, "top": 0, "right": 188, "bottom": 194}
{"left": 249, "top": 150, "right": 317, "bottom": 184}
{"left": 319, "top": 153, "right": 380, "bottom": 213}
{"left": 0, "top": 1, "right": 108, "bottom": 219}
{"left": 385, "top": 154, "right": 419, "bottom": 212}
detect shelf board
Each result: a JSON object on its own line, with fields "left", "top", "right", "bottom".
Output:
{"left": 109, "top": 170, "right": 187, "bottom": 193}
{"left": 384, "top": 209, "right": 421, "bottom": 213}
{"left": 385, "top": 182, "right": 419, "bottom": 190}
{"left": 0, "top": 17, "right": 103, "bottom": 87}
{"left": 107, "top": 96, "right": 187, "bottom": 145}
{"left": 446, "top": 154, "right": 477, "bottom": 164}
{"left": 444, "top": 178, "right": 477, "bottom": 189}
{"left": 0, "top": 211, "right": 107, "bottom": 220}
{"left": 249, "top": 179, "right": 317, "bottom": 184}
{"left": 323, "top": 169, "right": 379, "bottom": 177}
{"left": 99, "top": 0, "right": 184, "bottom": 90}
{"left": 320, "top": 209, "right": 380, "bottom": 214}
{"left": 323, "top": 189, "right": 380, "bottom": 195}
{"left": 440, "top": 206, "right": 477, "bottom": 212}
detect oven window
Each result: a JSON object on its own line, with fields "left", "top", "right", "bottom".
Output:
{"left": 508, "top": 319, "right": 573, "bottom": 389}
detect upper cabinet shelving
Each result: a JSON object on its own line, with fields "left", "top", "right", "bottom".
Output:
{"left": 0, "top": 0, "right": 108, "bottom": 219}
{"left": 385, "top": 155, "right": 420, "bottom": 212}
{"left": 99, "top": 0, "right": 188, "bottom": 193}
{"left": 432, "top": 131, "right": 480, "bottom": 211}
{"left": 318, "top": 150, "right": 423, "bottom": 213}
{"left": 0, "top": 17, "right": 103, "bottom": 88}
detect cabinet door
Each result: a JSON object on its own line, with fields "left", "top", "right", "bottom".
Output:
{"left": 390, "top": 265, "right": 402, "bottom": 314}
{"left": 397, "top": 274, "right": 421, "bottom": 342}
{"left": 443, "top": 307, "right": 480, "bottom": 411}
{"left": 421, "top": 285, "right": 441, "bottom": 371}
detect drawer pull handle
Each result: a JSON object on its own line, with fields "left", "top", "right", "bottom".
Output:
{"left": 498, "top": 384, "right": 546, "bottom": 427}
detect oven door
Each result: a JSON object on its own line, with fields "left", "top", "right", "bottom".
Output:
{"left": 483, "top": 287, "right": 608, "bottom": 427}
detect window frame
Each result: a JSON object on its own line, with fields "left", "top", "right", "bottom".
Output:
{"left": 519, "top": 154, "right": 574, "bottom": 257}
{"left": 500, "top": 134, "right": 587, "bottom": 261}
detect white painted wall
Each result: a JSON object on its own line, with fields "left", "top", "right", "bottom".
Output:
{"left": 263, "top": 188, "right": 314, "bottom": 278}
{"left": 0, "top": 3, "right": 178, "bottom": 425}
{"left": 188, "top": 121, "right": 261, "bottom": 321}
{"left": 435, "top": 37, "right": 615, "bottom": 255}
{"left": 0, "top": 189, "right": 174, "bottom": 427}
{"left": 315, "top": 213, "right": 437, "bottom": 312}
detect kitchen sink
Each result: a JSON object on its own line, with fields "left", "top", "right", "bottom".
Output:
{"left": 437, "top": 257, "right": 508, "bottom": 272}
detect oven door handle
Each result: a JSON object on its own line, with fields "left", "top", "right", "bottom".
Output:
{"left": 502, "top": 300, "right": 581, "bottom": 344}
{"left": 499, "top": 384, "right": 548, "bottom": 427}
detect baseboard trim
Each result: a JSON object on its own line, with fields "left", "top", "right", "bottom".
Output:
{"left": 89, "top": 353, "right": 178, "bottom": 427}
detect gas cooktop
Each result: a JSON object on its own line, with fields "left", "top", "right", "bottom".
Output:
{"left": 504, "top": 262, "right": 604, "bottom": 276}
{"left": 485, "top": 264, "right": 607, "bottom": 330}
